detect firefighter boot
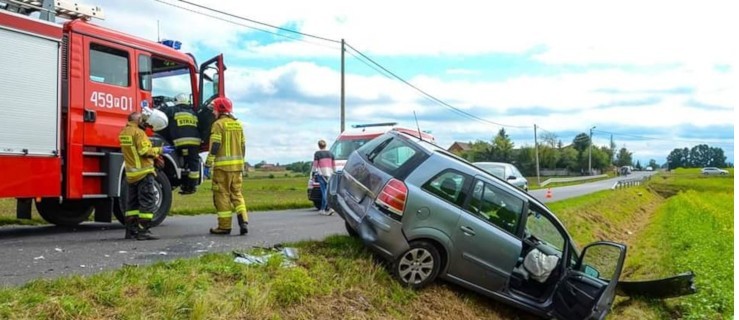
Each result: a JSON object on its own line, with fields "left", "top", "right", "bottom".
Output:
{"left": 237, "top": 214, "right": 248, "bottom": 235}
{"left": 124, "top": 216, "right": 139, "bottom": 240}
{"left": 209, "top": 217, "right": 232, "bottom": 235}
{"left": 136, "top": 219, "right": 159, "bottom": 241}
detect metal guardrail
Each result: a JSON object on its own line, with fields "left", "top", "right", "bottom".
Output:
{"left": 540, "top": 174, "right": 608, "bottom": 187}
{"left": 612, "top": 175, "right": 651, "bottom": 189}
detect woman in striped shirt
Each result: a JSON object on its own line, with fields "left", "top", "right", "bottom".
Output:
{"left": 313, "top": 139, "right": 336, "bottom": 215}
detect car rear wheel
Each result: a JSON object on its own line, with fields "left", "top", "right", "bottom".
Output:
{"left": 393, "top": 241, "right": 441, "bottom": 289}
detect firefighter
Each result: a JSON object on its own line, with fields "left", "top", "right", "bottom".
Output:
{"left": 118, "top": 111, "right": 173, "bottom": 240}
{"left": 170, "top": 93, "right": 201, "bottom": 195}
{"left": 204, "top": 97, "right": 248, "bottom": 235}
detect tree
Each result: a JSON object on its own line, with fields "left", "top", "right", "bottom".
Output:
{"left": 572, "top": 133, "right": 591, "bottom": 153}
{"left": 666, "top": 148, "right": 690, "bottom": 169}
{"left": 492, "top": 128, "right": 515, "bottom": 162}
{"left": 460, "top": 140, "right": 493, "bottom": 162}
{"left": 635, "top": 160, "right": 642, "bottom": 170}
{"left": 648, "top": 159, "right": 658, "bottom": 169}
{"left": 689, "top": 144, "right": 711, "bottom": 167}
{"left": 615, "top": 147, "right": 633, "bottom": 167}
{"left": 558, "top": 147, "right": 579, "bottom": 171}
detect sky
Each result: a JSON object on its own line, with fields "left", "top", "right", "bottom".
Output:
{"left": 92, "top": 0, "right": 735, "bottom": 166}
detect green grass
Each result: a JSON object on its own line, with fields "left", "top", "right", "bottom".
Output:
{"left": 0, "top": 236, "right": 533, "bottom": 320}
{"left": 620, "top": 168, "right": 734, "bottom": 319}
{"left": 0, "top": 176, "right": 313, "bottom": 225}
{"left": 171, "top": 177, "right": 312, "bottom": 215}
{"left": 527, "top": 172, "right": 616, "bottom": 190}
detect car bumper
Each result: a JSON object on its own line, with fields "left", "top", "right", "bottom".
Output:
{"left": 328, "top": 173, "right": 409, "bottom": 261}
{"left": 307, "top": 186, "right": 322, "bottom": 202}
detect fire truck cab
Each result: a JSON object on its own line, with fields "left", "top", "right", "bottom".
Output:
{"left": 0, "top": 0, "right": 226, "bottom": 226}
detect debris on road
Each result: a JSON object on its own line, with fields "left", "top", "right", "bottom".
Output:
{"left": 233, "top": 245, "right": 299, "bottom": 267}
{"left": 54, "top": 248, "right": 63, "bottom": 253}
{"left": 33, "top": 255, "right": 44, "bottom": 260}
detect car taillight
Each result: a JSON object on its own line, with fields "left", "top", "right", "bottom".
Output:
{"left": 375, "top": 178, "right": 408, "bottom": 216}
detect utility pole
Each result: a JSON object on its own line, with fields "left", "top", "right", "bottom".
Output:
{"left": 340, "top": 39, "right": 345, "bottom": 133}
{"left": 588, "top": 126, "right": 596, "bottom": 175}
{"left": 534, "top": 124, "right": 540, "bottom": 186}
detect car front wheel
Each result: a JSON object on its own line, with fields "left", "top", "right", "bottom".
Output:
{"left": 393, "top": 241, "right": 441, "bottom": 289}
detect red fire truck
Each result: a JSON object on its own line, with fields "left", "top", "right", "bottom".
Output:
{"left": 0, "top": 0, "right": 226, "bottom": 226}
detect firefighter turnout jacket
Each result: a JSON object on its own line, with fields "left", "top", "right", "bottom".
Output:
{"left": 207, "top": 115, "right": 245, "bottom": 171}
{"left": 170, "top": 104, "right": 201, "bottom": 147}
{"left": 119, "top": 121, "right": 162, "bottom": 183}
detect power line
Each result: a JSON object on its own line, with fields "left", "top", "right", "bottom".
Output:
{"left": 344, "top": 42, "right": 530, "bottom": 129}
{"left": 153, "top": 0, "right": 341, "bottom": 51}
{"left": 344, "top": 50, "right": 394, "bottom": 80}
{"left": 175, "top": 0, "right": 341, "bottom": 44}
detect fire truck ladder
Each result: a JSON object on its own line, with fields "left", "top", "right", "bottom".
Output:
{"left": 0, "top": 0, "right": 105, "bottom": 22}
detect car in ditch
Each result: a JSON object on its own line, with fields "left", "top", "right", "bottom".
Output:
{"left": 327, "top": 130, "right": 694, "bottom": 319}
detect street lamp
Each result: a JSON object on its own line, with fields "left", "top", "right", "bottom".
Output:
{"left": 588, "top": 126, "right": 596, "bottom": 175}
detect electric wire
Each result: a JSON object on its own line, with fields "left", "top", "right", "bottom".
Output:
{"left": 153, "top": 0, "right": 341, "bottom": 52}
{"left": 344, "top": 42, "right": 531, "bottom": 129}
{"left": 176, "top": 0, "right": 342, "bottom": 44}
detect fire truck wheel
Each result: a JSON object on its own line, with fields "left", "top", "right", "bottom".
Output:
{"left": 35, "top": 198, "right": 94, "bottom": 226}
{"left": 113, "top": 171, "right": 172, "bottom": 227}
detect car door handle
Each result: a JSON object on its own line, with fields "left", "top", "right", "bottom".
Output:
{"left": 460, "top": 226, "right": 475, "bottom": 236}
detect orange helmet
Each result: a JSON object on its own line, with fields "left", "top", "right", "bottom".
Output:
{"left": 212, "top": 97, "right": 233, "bottom": 113}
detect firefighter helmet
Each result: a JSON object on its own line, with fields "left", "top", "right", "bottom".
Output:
{"left": 174, "top": 93, "right": 190, "bottom": 105}
{"left": 212, "top": 97, "right": 233, "bottom": 113}
{"left": 141, "top": 107, "right": 169, "bottom": 131}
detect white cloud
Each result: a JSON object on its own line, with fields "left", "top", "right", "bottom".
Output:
{"left": 88, "top": 0, "right": 734, "bottom": 164}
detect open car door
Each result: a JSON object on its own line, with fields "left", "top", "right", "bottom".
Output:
{"left": 197, "top": 54, "right": 226, "bottom": 149}
{"left": 552, "top": 241, "right": 626, "bottom": 320}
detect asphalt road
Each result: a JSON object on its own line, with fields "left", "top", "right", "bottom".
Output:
{"left": 529, "top": 171, "right": 656, "bottom": 203}
{"left": 0, "top": 209, "right": 345, "bottom": 287}
{"left": 0, "top": 171, "right": 656, "bottom": 287}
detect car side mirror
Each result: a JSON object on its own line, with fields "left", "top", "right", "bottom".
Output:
{"left": 583, "top": 264, "right": 600, "bottom": 278}
{"left": 507, "top": 176, "right": 516, "bottom": 181}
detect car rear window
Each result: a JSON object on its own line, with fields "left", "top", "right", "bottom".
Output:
{"left": 359, "top": 133, "right": 428, "bottom": 179}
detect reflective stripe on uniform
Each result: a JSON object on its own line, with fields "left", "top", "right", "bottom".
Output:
{"left": 188, "top": 171, "right": 200, "bottom": 179}
{"left": 210, "top": 133, "right": 222, "bottom": 142}
{"left": 173, "top": 137, "right": 201, "bottom": 147}
{"left": 234, "top": 204, "right": 246, "bottom": 213}
{"left": 125, "top": 210, "right": 140, "bottom": 217}
{"left": 139, "top": 213, "right": 154, "bottom": 219}
{"left": 125, "top": 166, "right": 155, "bottom": 179}
{"left": 217, "top": 211, "right": 232, "bottom": 218}
{"left": 214, "top": 159, "right": 244, "bottom": 167}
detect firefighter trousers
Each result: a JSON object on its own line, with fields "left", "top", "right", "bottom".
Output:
{"left": 125, "top": 174, "right": 157, "bottom": 221}
{"left": 212, "top": 169, "right": 247, "bottom": 228}
{"left": 178, "top": 146, "right": 201, "bottom": 191}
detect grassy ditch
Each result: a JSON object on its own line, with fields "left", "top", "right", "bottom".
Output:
{"left": 0, "top": 236, "right": 535, "bottom": 320}
{"left": 619, "top": 168, "right": 734, "bottom": 319}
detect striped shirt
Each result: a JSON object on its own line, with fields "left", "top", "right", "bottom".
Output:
{"left": 313, "top": 150, "right": 336, "bottom": 178}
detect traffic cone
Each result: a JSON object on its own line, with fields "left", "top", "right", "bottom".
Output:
{"left": 546, "top": 188, "right": 553, "bottom": 199}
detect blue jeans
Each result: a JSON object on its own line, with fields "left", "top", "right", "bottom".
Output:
{"left": 316, "top": 175, "right": 328, "bottom": 211}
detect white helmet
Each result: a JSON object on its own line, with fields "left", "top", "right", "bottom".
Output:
{"left": 174, "top": 93, "right": 190, "bottom": 105}
{"left": 142, "top": 107, "right": 169, "bottom": 131}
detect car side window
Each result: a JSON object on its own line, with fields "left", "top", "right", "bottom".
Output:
{"left": 422, "top": 170, "right": 468, "bottom": 207}
{"left": 525, "top": 205, "right": 566, "bottom": 254}
{"left": 467, "top": 180, "right": 524, "bottom": 234}
{"left": 371, "top": 138, "right": 418, "bottom": 173}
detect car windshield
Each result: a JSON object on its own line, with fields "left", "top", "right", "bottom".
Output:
{"left": 477, "top": 164, "right": 505, "bottom": 179}
{"left": 330, "top": 139, "right": 372, "bottom": 160}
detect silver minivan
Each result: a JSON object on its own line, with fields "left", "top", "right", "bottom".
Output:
{"left": 328, "top": 131, "right": 627, "bottom": 320}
